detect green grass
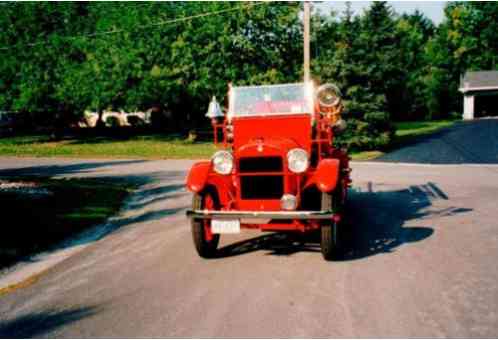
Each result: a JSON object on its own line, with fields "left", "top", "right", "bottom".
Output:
{"left": 394, "top": 120, "right": 457, "bottom": 138}
{"left": 350, "top": 150, "right": 386, "bottom": 161}
{"left": 0, "top": 120, "right": 457, "bottom": 161}
{"left": 0, "top": 134, "right": 217, "bottom": 159}
{"left": 0, "top": 177, "right": 136, "bottom": 267}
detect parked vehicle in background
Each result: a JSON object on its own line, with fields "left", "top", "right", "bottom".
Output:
{"left": 186, "top": 82, "right": 351, "bottom": 260}
{"left": 82, "top": 110, "right": 152, "bottom": 128}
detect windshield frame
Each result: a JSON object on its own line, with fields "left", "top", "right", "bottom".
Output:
{"left": 228, "top": 82, "right": 315, "bottom": 119}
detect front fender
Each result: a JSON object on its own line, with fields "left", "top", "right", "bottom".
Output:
{"left": 305, "top": 159, "right": 340, "bottom": 193}
{"left": 186, "top": 161, "right": 211, "bottom": 193}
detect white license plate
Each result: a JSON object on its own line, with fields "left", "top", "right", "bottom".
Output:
{"left": 211, "top": 219, "right": 240, "bottom": 234}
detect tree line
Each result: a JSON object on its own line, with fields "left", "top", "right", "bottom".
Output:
{"left": 0, "top": 2, "right": 497, "bottom": 149}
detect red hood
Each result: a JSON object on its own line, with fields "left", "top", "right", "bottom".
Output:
{"left": 236, "top": 137, "right": 301, "bottom": 158}
{"left": 232, "top": 114, "right": 312, "bottom": 152}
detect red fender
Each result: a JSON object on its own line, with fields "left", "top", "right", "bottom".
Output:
{"left": 186, "top": 162, "right": 235, "bottom": 208}
{"left": 186, "top": 161, "right": 211, "bottom": 193}
{"left": 306, "top": 158, "right": 340, "bottom": 193}
{"left": 206, "top": 175, "right": 235, "bottom": 208}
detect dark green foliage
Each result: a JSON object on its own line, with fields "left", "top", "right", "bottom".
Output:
{"left": 313, "top": 2, "right": 397, "bottom": 150}
{"left": 423, "top": 2, "right": 498, "bottom": 119}
{"left": 0, "top": 1, "right": 497, "bottom": 150}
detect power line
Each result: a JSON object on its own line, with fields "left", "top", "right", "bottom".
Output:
{"left": 0, "top": 2, "right": 269, "bottom": 51}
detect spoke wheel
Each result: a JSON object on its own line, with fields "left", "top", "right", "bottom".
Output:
{"left": 191, "top": 188, "right": 220, "bottom": 258}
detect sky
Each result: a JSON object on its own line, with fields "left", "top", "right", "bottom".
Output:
{"left": 316, "top": 1, "right": 447, "bottom": 25}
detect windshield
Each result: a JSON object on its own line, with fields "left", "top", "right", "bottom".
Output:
{"left": 228, "top": 83, "right": 314, "bottom": 117}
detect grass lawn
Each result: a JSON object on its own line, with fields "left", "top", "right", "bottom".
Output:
{"left": 0, "top": 134, "right": 217, "bottom": 159}
{"left": 0, "top": 177, "right": 135, "bottom": 268}
{"left": 350, "top": 150, "right": 386, "bottom": 161}
{"left": 0, "top": 120, "right": 457, "bottom": 161}
{"left": 394, "top": 120, "right": 457, "bottom": 139}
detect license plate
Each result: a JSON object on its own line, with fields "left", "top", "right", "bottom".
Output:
{"left": 211, "top": 219, "right": 240, "bottom": 234}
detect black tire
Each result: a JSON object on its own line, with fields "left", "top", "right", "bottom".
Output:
{"left": 191, "top": 189, "right": 220, "bottom": 258}
{"left": 320, "top": 184, "right": 344, "bottom": 260}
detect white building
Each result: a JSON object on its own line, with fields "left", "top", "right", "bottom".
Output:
{"left": 459, "top": 71, "right": 498, "bottom": 120}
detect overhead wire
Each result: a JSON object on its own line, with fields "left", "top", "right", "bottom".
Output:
{"left": 0, "top": 2, "right": 270, "bottom": 51}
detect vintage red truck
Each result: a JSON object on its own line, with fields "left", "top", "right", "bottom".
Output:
{"left": 186, "top": 82, "right": 351, "bottom": 260}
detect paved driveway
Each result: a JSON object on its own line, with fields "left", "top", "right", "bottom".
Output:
{"left": 0, "top": 154, "right": 497, "bottom": 337}
{"left": 377, "top": 119, "right": 498, "bottom": 164}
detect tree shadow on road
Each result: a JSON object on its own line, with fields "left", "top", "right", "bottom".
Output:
{"left": 0, "top": 159, "right": 148, "bottom": 179}
{"left": 0, "top": 159, "right": 188, "bottom": 268}
{"left": 216, "top": 182, "right": 472, "bottom": 261}
{"left": 127, "top": 184, "right": 185, "bottom": 210}
{"left": 0, "top": 306, "right": 97, "bottom": 338}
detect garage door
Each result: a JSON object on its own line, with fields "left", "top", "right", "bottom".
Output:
{"left": 475, "top": 92, "right": 498, "bottom": 118}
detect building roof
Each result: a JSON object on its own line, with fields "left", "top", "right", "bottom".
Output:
{"left": 459, "top": 71, "right": 498, "bottom": 93}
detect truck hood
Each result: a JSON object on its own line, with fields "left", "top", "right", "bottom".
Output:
{"left": 236, "top": 137, "right": 301, "bottom": 158}
{"left": 232, "top": 114, "right": 311, "bottom": 152}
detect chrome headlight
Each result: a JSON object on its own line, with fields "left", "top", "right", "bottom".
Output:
{"left": 287, "top": 148, "right": 309, "bottom": 173}
{"left": 211, "top": 150, "right": 233, "bottom": 175}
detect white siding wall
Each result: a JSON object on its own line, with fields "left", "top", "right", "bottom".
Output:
{"left": 463, "top": 94, "right": 474, "bottom": 120}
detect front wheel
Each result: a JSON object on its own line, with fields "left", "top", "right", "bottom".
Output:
{"left": 320, "top": 185, "right": 344, "bottom": 260}
{"left": 191, "top": 189, "right": 220, "bottom": 258}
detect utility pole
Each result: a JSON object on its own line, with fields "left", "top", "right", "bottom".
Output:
{"left": 303, "top": 1, "right": 311, "bottom": 83}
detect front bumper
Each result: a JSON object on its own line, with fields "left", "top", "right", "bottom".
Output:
{"left": 186, "top": 210, "right": 335, "bottom": 220}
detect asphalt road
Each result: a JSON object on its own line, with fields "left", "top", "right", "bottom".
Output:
{"left": 0, "top": 123, "right": 497, "bottom": 337}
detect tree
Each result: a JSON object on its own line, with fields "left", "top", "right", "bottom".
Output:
{"left": 2, "top": 1, "right": 498, "bottom": 150}
{"left": 312, "top": 2, "right": 395, "bottom": 150}
{"left": 423, "top": 2, "right": 498, "bottom": 119}
{"left": 396, "top": 10, "right": 435, "bottom": 120}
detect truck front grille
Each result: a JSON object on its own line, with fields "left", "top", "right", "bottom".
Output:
{"left": 239, "top": 157, "right": 282, "bottom": 173}
{"left": 240, "top": 175, "right": 283, "bottom": 199}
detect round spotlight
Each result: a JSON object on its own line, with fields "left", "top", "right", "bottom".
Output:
{"left": 316, "top": 83, "right": 342, "bottom": 108}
